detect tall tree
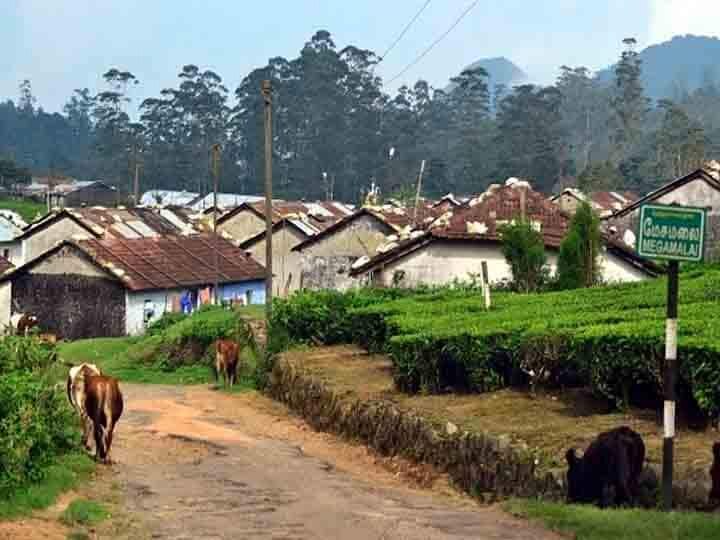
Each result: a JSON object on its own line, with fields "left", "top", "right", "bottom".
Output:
{"left": 494, "top": 85, "right": 564, "bottom": 192}
{"left": 609, "top": 38, "right": 649, "bottom": 165}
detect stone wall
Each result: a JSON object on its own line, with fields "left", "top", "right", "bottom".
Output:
{"left": 268, "top": 356, "right": 566, "bottom": 502}
{"left": 268, "top": 355, "right": 717, "bottom": 509}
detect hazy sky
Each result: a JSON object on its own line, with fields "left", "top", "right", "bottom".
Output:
{"left": 2, "top": 1, "right": 719, "bottom": 113}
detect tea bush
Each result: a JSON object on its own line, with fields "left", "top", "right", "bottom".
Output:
{"left": 0, "top": 338, "right": 79, "bottom": 498}
{"left": 272, "top": 270, "right": 720, "bottom": 419}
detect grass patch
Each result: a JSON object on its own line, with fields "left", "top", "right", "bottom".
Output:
{"left": 506, "top": 499, "right": 720, "bottom": 540}
{"left": 235, "top": 304, "right": 266, "bottom": 320}
{"left": 60, "top": 498, "right": 109, "bottom": 526}
{"left": 0, "top": 453, "right": 94, "bottom": 520}
{"left": 0, "top": 196, "right": 46, "bottom": 223}
{"left": 57, "top": 338, "right": 212, "bottom": 385}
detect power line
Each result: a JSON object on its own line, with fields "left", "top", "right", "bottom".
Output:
{"left": 385, "top": 0, "right": 479, "bottom": 86}
{"left": 378, "top": 0, "right": 432, "bottom": 63}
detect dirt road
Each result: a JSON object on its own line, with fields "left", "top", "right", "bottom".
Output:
{"left": 6, "top": 384, "right": 561, "bottom": 540}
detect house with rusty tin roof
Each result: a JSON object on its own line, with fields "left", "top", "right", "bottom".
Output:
{"left": 0, "top": 234, "right": 266, "bottom": 339}
{"left": 11, "top": 206, "right": 198, "bottom": 267}
{"left": 349, "top": 178, "right": 660, "bottom": 288}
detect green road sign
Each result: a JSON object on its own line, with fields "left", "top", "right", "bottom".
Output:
{"left": 637, "top": 204, "right": 706, "bottom": 262}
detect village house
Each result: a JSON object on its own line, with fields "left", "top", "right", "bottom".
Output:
{"left": 47, "top": 180, "right": 118, "bottom": 208}
{"left": 0, "top": 213, "right": 25, "bottom": 262}
{"left": 0, "top": 234, "right": 266, "bottom": 339}
{"left": 217, "top": 200, "right": 353, "bottom": 296}
{"left": 551, "top": 188, "right": 638, "bottom": 217}
{"left": 216, "top": 200, "right": 353, "bottom": 244}
{"left": 350, "top": 179, "right": 660, "bottom": 288}
{"left": 292, "top": 203, "right": 447, "bottom": 291}
{"left": 9, "top": 206, "right": 196, "bottom": 267}
{"left": 603, "top": 164, "right": 720, "bottom": 260}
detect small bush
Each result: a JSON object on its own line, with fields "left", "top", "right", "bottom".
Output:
{"left": 60, "top": 498, "right": 109, "bottom": 526}
{"left": 145, "top": 312, "right": 187, "bottom": 337}
{"left": 0, "top": 343, "right": 79, "bottom": 498}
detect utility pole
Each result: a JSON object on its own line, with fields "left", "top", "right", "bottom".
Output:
{"left": 262, "top": 80, "right": 273, "bottom": 318}
{"left": 133, "top": 161, "right": 141, "bottom": 207}
{"left": 211, "top": 144, "right": 221, "bottom": 305}
{"left": 412, "top": 159, "right": 426, "bottom": 227}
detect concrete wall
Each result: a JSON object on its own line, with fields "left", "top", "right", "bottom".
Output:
{"left": 31, "top": 245, "right": 106, "bottom": 276}
{"left": 0, "top": 282, "right": 11, "bottom": 331}
{"left": 217, "top": 210, "right": 266, "bottom": 243}
{"left": 555, "top": 193, "right": 581, "bottom": 214}
{"left": 22, "top": 217, "right": 93, "bottom": 265}
{"left": 598, "top": 250, "right": 650, "bottom": 283}
{"left": 300, "top": 214, "right": 394, "bottom": 291}
{"left": 219, "top": 280, "right": 266, "bottom": 305}
{"left": 248, "top": 226, "right": 306, "bottom": 296}
{"left": 126, "top": 289, "right": 175, "bottom": 336}
{"left": 371, "top": 240, "right": 650, "bottom": 288}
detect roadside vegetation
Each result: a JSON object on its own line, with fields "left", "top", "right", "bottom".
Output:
{"left": 58, "top": 305, "right": 264, "bottom": 388}
{"left": 0, "top": 336, "right": 91, "bottom": 518}
{"left": 0, "top": 195, "right": 45, "bottom": 223}
{"left": 506, "top": 499, "right": 720, "bottom": 540}
{"left": 60, "top": 498, "right": 110, "bottom": 527}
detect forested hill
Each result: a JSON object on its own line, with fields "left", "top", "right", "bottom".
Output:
{"left": 596, "top": 35, "right": 720, "bottom": 101}
{"left": 1, "top": 31, "right": 720, "bottom": 203}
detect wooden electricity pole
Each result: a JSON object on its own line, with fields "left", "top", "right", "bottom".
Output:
{"left": 412, "top": 159, "right": 426, "bottom": 227}
{"left": 211, "top": 143, "right": 221, "bottom": 305}
{"left": 133, "top": 161, "right": 141, "bottom": 206}
{"left": 262, "top": 80, "right": 273, "bottom": 318}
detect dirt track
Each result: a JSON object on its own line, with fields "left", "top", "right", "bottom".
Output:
{"left": 4, "top": 384, "right": 560, "bottom": 540}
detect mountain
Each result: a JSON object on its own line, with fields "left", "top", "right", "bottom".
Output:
{"left": 596, "top": 35, "right": 720, "bottom": 101}
{"left": 445, "top": 57, "right": 527, "bottom": 92}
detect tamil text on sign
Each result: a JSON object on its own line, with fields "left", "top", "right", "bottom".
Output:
{"left": 637, "top": 204, "right": 706, "bottom": 262}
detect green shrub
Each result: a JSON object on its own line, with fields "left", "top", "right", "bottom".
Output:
{"left": 145, "top": 311, "right": 187, "bottom": 337}
{"left": 0, "top": 371, "right": 78, "bottom": 498}
{"left": 0, "top": 336, "right": 57, "bottom": 374}
{"left": 500, "top": 219, "right": 549, "bottom": 292}
{"left": 556, "top": 201, "right": 601, "bottom": 289}
{"left": 60, "top": 498, "right": 109, "bottom": 526}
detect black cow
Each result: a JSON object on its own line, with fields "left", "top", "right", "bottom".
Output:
{"left": 710, "top": 442, "right": 720, "bottom": 504}
{"left": 566, "top": 426, "right": 645, "bottom": 507}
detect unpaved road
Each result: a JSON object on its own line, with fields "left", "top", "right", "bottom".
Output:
{"left": 5, "top": 384, "right": 560, "bottom": 540}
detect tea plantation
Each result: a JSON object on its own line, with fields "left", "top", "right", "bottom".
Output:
{"left": 271, "top": 268, "right": 720, "bottom": 420}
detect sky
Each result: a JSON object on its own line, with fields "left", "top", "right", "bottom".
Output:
{"left": 1, "top": 0, "right": 719, "bottom": 114}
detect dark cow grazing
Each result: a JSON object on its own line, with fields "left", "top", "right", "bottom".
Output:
{"left": 566, "top": 426, "right": 645, "bottom": 507}
{"left": 67, "top": 364, "right": 123, "bottom": 463}
{"left": 10, "top": 313, "right": 38, "bottom": 336}
{"left": 710, "top": 442, "right": 720, "bottom": 504}
{"left": 215, "top": 339, "right": 241, "bottom": 387}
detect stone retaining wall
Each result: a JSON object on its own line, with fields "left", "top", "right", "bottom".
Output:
{"left": 269, "top": 356, "right": 566, "bottom": 502}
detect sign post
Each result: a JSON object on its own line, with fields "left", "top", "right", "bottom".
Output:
{"left": 637, "top": 203, "right": 706, "bottom": 511}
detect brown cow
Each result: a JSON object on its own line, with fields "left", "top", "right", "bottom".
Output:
{"left": 215, "top": 339, "right": 240, "bottom": 387}
{"left": 67, "top": 364, "right": 123, "bottom": 463}
{"left": 710, "top": 442, "right": 720, "bottom": 504}
{"left": 10, "top": 313, "right": 38, "bottom": 336}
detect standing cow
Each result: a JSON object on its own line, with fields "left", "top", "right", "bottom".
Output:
{"left": 566, "top": 426, "right": 645, "bottom": 507}
{"left": 67, "top": 363, "right": 124, "bottom": 463}
{"left": 10, "top": 313, "right": 38, "bottom": 336}
{"left": 215, "top": 339, "right": 241, "bottom": 388}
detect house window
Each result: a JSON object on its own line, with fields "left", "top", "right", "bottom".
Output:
{"left": 245, "top": 289, "right": 253, "bottom": 305}
{"left": 2, "top": 249, "right": 8, "bottom": 260}
{"left": 143, "top": 299, "right": 155, "bottom": 325}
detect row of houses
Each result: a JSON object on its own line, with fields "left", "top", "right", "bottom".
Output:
{"left": 2, "top": 161, "right": 719, "bottom": 341}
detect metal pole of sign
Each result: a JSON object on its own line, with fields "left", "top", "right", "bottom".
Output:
{"left": 662, "top": 260, "right": 679, "bottom": 511}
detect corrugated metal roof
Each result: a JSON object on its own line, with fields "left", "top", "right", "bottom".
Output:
{"left": 190, "top": 193, "right": 264, "bottom": 211}
{"left": 75, "top": 234, "right": 266, "bottom": 291}
{"left": 140, "top": 190, "right": 200, "bottom": 207}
